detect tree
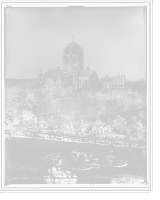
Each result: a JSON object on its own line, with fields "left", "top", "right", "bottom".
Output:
{"left": 113, "top": 115, "right": 127, "bottom": 131}
{"left": 90, "top": 120, "right": 106, "bottom": 137}
{"left": 57, "top": 94, "right": 80, "bottom": 134}
{"left": 38, "top": 70, "right": 63, "bottom": 91}
{"left": 128, "top": 104, "right": 138, "bottom": 116}
{"left": 129, "top": 81, "right": 147, "bottom": 93}
{"left": 20, "top": 109, "right": 34, "bottom": 120}
{"left": 5, "top": 87, "right": 20, "bottom": 114}
{"left": 105, "top": 99, "right": 123, "bottom": 120}
{"left": 15, "top": 90, "right": 28, "bottom": 109}
{"left": 44, "top": 166, "right": 77, "bottom": 185}
{"left": 32, "top": 89, "right": 51, "bottom": 131}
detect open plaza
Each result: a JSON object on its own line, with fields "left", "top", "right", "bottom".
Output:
{"left": 5, "top": 137, "right": 147, "bottom": 185}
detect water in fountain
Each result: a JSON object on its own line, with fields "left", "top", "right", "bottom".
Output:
{"left": 84, "top": 154, "right": 90, "bottom": 162}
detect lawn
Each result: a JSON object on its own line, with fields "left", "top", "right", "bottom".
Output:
{"left": 5, "top": 137, "right": 147, "bottom": 184}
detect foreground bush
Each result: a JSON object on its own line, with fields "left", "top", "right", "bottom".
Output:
{"left": 111, "top": 173, "right": 144, "bottom": 185}
{"left": 44, "top": 166, "right": 77, "bottom": 185}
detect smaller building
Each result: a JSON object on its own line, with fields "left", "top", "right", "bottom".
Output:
{"left": 102, "top": 74, "right": 130, "bottom": 91}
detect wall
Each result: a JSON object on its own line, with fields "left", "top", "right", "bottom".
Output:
{"left": 11, "top": 132, "right": 147, "bottom": 149}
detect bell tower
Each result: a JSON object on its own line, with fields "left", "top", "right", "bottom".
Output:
{"left": 63, "top": 37, "right": 84, "bottom": 74}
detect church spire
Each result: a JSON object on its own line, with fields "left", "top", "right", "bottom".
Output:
{"left": 72, "top": 35, "right": 74, "bottom": 42}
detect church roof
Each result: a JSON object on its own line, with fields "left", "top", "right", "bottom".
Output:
{"left": 79, "top": 70, "right": 94, "bottom": 76}
{"left": 65, "top": 41, "right": 82, "bottom": 53}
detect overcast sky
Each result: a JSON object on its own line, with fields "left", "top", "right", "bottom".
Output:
{"left": 4, "top": 6, "right": 146, "bottom": 80}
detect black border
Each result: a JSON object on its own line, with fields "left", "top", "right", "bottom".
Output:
{"left": 2, "top": 2, "right": 153, "bottom": 193}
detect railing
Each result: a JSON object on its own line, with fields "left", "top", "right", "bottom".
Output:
{"left": 7, "top": 132, "right": 147, "bottom": 149}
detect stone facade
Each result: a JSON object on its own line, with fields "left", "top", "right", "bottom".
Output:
{"left": 102, "top": 74, "right": 130, "bottom": 91}
{"left": 36, "top": 38, "right": 100, "bottom": 90}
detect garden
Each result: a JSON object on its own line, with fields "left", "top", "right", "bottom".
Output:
{"left": 5, "top": 137, "right": 147, "bottom": 185}
{"left": 3, "top": 74, "right": 148, "bottom": 185}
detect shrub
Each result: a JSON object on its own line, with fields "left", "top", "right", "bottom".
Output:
{"left": 111, "top": 173, "right": 144, "bottom": 185}
{"left": 44, "top": 166, "right": 77, "bottom": 185}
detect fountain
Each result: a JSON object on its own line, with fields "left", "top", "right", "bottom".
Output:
{"left": 71, "top": 144, "right": 80, "bottom": 156}
{"left": 45, "top": 144, "right": 127, "bottom": 170}
{"left": 106, "top": 149, "right": 115, "bottom": 159}
{"left": 91, "top": 154, "right": 100, "bottom": 169}
{"left": 84, "top": 154, "right": 90, "bottom": 162}
{"left": 48, "top": 152, "right": 62, "bottom": 166}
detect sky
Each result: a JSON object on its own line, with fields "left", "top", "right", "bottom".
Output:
{"left": 4, "top": 6, "right": 146, "bottom": 80}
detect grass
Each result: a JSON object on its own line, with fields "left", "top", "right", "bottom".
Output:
{"left": 5, "top": 137, "right": 147, "bottom": 184}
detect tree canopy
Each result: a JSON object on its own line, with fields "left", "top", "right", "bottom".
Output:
{"left": 5, "top": 85, "right": 147, "bottom": 141}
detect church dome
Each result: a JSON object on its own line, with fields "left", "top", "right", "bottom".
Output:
{"left": 64, "top": 38, "right": 82, "bottom": 54}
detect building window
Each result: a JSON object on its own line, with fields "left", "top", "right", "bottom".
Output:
{"left": 79, "top": 80, "right": 82, "bottom": 88}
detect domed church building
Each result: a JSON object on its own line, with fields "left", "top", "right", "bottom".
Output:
{"left": 60, "top": 37, "right": 99, "bottom": 90}
{"left": 37, "top": 38, "right": 99, "bottom": 91}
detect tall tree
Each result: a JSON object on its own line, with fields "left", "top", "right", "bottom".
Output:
{"left": 105, "top": 99, "right": 123, "bottom": 120}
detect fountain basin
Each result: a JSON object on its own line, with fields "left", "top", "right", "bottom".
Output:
{"left": 45, "top": 151, "right": 127, "bottom": 170}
